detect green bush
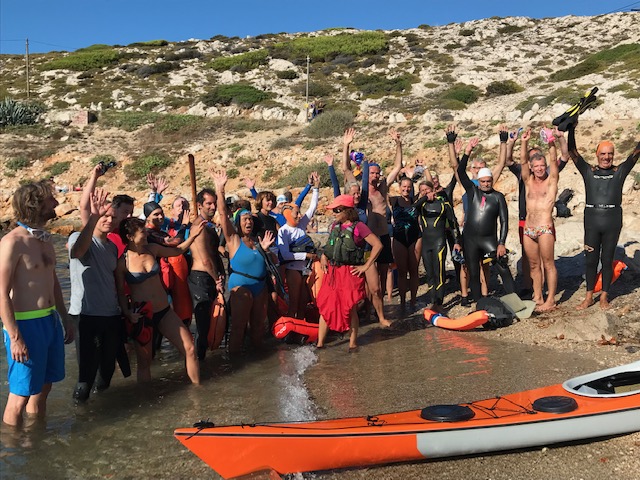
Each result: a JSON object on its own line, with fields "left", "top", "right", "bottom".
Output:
{"left": 485, "top": 80, "right": 524, "bottom": 97}
{"left": 227, "top": 168, "right": 240, "bottom": 179}
{"left": 271, "top": 137, "right": 299, "bottom": 149}
{"left": 459, "top": 29, "right": 475, "bottom": 37}
{"left": 274, "top": 161, "right": 338, "bottom": 189}
{"left": 235, "top": 156, "right": 255, "bottom": 167}
{"left": 125, "top": 152, "right": 174, "bottom": 179}
{"left": 47, "top": 161, "right": 71, "bottom": 176}
{"left": 498, "top": 25, "right": 525, "bottom": 34}
{"left": 0, "top": 97, "right": 46, "bottom": 127}
{"left": 155, "top": 114, "right": 201, "bottom": 132}
{"left": 100, "top": 111, "right": 160, "bottom": 131}
{"left": 276, "top": 70, "right": 299, "bottom": 80}
{"left": 208, "top": 49, "right": 269, "bottom": 72}
{"left": 304, "top": 110, "right": 354, "bottom": 138}
{"left": 550, "top": 43, "right": 640, "bottom": 82}
{"left": 6, "top": 157, "right": 30, "bottom": 171}
{"left": 440, "top": 83, "right": 480, "bottom": 105}
{"left": 127, "top": 39, "right": 169, "bottom": 48}
{"left": 76, "top": 44, "right": 113, "bottom": 52}
{"left": 41, "top": 49, "right": 120, "bottom": 71}
{"left": 293, "top": 80, "right": 335, "bottom": 98}
{"left": 270, "top": 32, "right": 388, "bottom": 62}
{"left": 201, "top": 84, "right": 271, "bottom": 108}
{"left": 163, "top": 49, "right": 202, "bottom": 61}
{"left": 352, "top": 73, "right": 417, "bottom": 97}
{"left": 136, "top": 62, "right": 179, "bottom": 78}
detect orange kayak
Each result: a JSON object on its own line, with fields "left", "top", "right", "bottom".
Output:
{"left": 175, "top": 362, "right": 640, "bottom": 479}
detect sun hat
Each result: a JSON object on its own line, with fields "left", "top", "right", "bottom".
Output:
{"left": 326, "top": 194, "right": 355, "bottom": 210}
{"left": 477, "top": 167, "right": 492, "bottom": 179}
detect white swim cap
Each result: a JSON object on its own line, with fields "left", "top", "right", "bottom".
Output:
{"left": 477, "top": 168, "right": 492, "bottom": 179}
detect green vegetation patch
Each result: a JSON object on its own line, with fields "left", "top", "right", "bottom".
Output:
{"left": 550, "top": 43, "right": 640, "bottom": 82}
{"left": 276, "top": 70, "right": 299, "bottom": 80}
{"left": 352, "top": 73, "right": 417, "bottom": 97}
{"left": 274, "top": 161, "right": 340, "bottom": 189}
{"left": 201, "top": 84, "right": 271, "bottom": 108}
{"left": 40, "top": 49, "right": 120, "bottom": 71}
{"left": 270, "top": 32, "right": 388, "bottom": 63}
{"left": 125, "top": 152, "right": 174, "bottom": 179}
{"left": 46, "top": 161, "right": 71, "bottom": 176}
{"left": 485, "top": 80, "right": 524, "bottom": 97}
{"left": 304, "top": 110, "right": 354, "bottom": 138}
{"left": 208, "top": 49, "right": 269, "bottom": 72}
{"left": 90, "top": 154, "right": 117, "bottom": 166}
{"left": 0, "top": 97, "right": 46, "bottom": 127}
{"left": 100, "top": 111, "right": 161, "bottom": 131}
{"left": 127, "top": 39, "right": 169, "bottom": 48}
{"left": 440, "top": 83, "right": 480, "bottom": 105}
{"left": 5, "top": 157, "right": 31, "bottom": 171}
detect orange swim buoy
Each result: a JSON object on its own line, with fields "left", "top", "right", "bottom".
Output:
{"left": 594, "top": 260, "right": 627, "bottom": 293}
{"left": 423, "top": 309, "right": 489, "bottom": 331}
{"left": 272, "top": 316, "right": 319, "bottom": 344}
{"left": 126, "top": 301, "right": 154, "bottom": 345}
{"left": 208, "top": 293, "right": 227, "bottom": 350}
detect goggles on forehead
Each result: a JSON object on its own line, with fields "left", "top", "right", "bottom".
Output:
{"left": 17, "top": 222, "right": 52, "bottom": 242}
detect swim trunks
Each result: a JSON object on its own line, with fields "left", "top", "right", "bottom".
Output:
{"left": 376, "top": 234, "right": 394, "bottom": 264}
{"left": 523, "top": 224, "right": 555, "bottom": 241}
{"left": 3, "top": 307, "right": 65, "bottom": 396}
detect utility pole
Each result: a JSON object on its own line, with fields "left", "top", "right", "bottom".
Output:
{"left": 25, "top": 38, "right": 30, "bottom": 99}
{"left": 305, "top": 55, "right": 310, "bottom": 122}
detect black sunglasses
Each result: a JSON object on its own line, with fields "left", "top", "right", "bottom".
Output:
{"left": 333, "top": 207, "right": 345, "bottom": 213}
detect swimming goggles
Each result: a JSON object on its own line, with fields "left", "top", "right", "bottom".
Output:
{"left": 17, "top": 222, "right": 52, "bottom": 242}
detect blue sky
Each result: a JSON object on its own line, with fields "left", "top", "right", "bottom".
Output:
{"left": 0, "top": 0, "right": 636, "bottom": 54}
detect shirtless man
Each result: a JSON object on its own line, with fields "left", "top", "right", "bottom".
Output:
{"left": 188, "top": 188, "right": 224, "bottom": 360}
{"left": 1, "top": 181, "right": 74, "bottom": 427}
{"left": 520, "top": 128, "right": 560, "bottom": 312}
{"left": 343, "top": 128, "right": 402, "bottom": 325}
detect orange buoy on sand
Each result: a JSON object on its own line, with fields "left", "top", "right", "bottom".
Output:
{"left": 594, "top": 260, "right": 627, "bottom": 293}
{"left": 208, "top": 293, "right": 227, "bottom": 350}
{"left": 272, "top": 316, "right": 319, "bottom": 344}
{"left": 423, "top": 309, "right": 489, "bottom": 331}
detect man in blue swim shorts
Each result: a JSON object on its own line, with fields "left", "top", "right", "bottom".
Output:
{"left": 1, "top": 181, "right": 74, "bottom": 427}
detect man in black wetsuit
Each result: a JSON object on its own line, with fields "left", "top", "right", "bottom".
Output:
{"left": 568, "top": 125, "right": 640, "bottom": 310}
{"left": 457, "top": 139, "right": 515, "bottom": 303}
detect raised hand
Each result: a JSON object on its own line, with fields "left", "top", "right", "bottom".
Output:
{"left": 259, "top": 230, "right": 275, "bottom": 250}
{"left": 311, "top": 171, "right": 320, "bottom": 187}
{"left": 465, "top": 137, "right": 479, "bottom": 155}
{"left": 212, "top": 170, "right": 227, "bottom": 190}
{"left": 323, "top": 154, "right": 334, "bottom": 166}
{"left": 445, "top": 124, "right": 457, "bottom": 143}
{"left": 454, "top": 138, "right": 464, "bottom": 156}
{"left": 521, "top": 128, "right": 531, "bottom": 143}
{"left": 244, "top": 177, "right": 256, "bottom": 190}
{"left": 498, "top": 124, "right": 509, "bottom": 143}
{"left": 156, "top": 176, "right": 169, "bottom": 194}
{"left": 389, "top": 129, "right": 402, "bottom": 144}
{"left": 343, "top": 127, "right": 356, "bottom": 147}
{"left": 146, "top": 173, "right": 157, "bottom": 191}
{"left": 90, "top": 188, "right": 110, "bottom": 217}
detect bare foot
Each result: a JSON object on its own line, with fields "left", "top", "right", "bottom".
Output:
{"left": 379, "top": 318, "right": 392, "bottom": 328}
{"left": 535, "top": 302, "right": 557, "bottom": 313}
{"left": 576, "top": 297, "right": 595, "bottom": 310}
{"left": 599, "top": 293, "right": 611, "bottom": 310}
{"left": 532, "top": 296, "right": 544, "bottom": 306}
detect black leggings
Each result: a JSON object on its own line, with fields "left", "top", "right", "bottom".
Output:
{"left": 584, "top": 208, "right": 622, "bottom": 292}
{"left": 76, "top": 314, "right": 122, "bottom": 390}
{"left": 463, "top": 234, "right": 514, "bottom": 301}
{"left": 188, "top": 271, "right": 217, "bottom": 359}
{"left": 421, "top": 238, "right": 447, "bottom": 305}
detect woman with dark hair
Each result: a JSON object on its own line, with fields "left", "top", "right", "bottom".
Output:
{"left": 316, "top": 195, "right": 382, "bottom": 351}
{"left": 252, "top": 190, "right": 279, "bottom": 240}
{"left": 213, "top": 171, "right": 275, "bottom": 354}
{"left": 115, "top": 217, "right": 203, "bottom": 384}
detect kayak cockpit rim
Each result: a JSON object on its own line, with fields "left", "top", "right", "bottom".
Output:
{"left": 562, "top": 361, "right": 640, "bottom": 398}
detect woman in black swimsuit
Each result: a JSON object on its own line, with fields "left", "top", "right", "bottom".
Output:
{"left": 568, "top": 125, "right": 640, "bottom": 310}
{"left": 115, "top": 217, "right": 203, "bottom": 384}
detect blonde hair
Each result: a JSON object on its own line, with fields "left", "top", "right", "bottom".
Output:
{"left": 12, "top": 180, "right": 53, "bottom": 224}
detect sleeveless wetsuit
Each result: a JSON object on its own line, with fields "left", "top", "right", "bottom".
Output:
{"left": 416, "top": 196, "right": 461, "bottom": 305}
{"left": 391, "top": 197, "right": 420, "bottom": 248}
{"left": 228, "top": 240, "right": 267, "bottom": 296}
{"left": 458, "top": 154, "right": 515, "bottom": 301}
{"left": 570, "top": 132, "right": 640, "bottom": 292}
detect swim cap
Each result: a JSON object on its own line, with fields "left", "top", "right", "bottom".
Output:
{"left": 276, "top": 194, "right": 287, "bottom": 204}
{"left": 477, "top": 168, "right": 492, "bottom": 179}
{"left": 143, "top": 201, "right": 162, "bottom": 218}
{"left": 282, "top": 203, "right": 298, "bottom": 226}
{"left": 596, "top": 141, "right": 614, "bottom": 155}
{"left": 233, "top": 209, "right": 252, "bottom": 226}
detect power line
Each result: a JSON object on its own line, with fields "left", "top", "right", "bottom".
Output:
{"left": 605, "top": 1, "right": 640, "bottom": 14}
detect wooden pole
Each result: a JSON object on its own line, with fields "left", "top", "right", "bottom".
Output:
{"left": 188, "top": 154, "right": 197, "bottom": 220}
{"left": 25, "top": 38, "right": 30, "bottom": 99}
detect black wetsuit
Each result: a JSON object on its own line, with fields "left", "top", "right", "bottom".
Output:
{"left": 458, "top": 154, "right": 515, "bottom": 301}
{"left": 569, "top": 131, "right": 640, "bottom": 292}
{"left": 416, "top": 195, "right": 461, "bottom": 305}
{"left": 436, "top": 177, "right": 461, "bottom": 281}
{"left": 253, "top": 211, "right": 279, "bottom": 240}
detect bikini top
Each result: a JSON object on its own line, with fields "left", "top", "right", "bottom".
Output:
{"left": 124, "top": 251, "right": 160, "bottom": 285}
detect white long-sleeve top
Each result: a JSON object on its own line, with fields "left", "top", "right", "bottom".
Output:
{"left": 277, "top": 188, "right": 319, "bottom": 271}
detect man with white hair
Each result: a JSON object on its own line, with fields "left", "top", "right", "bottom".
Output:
{"left": 457, "top": 138, "right": 514, "bottom": 303}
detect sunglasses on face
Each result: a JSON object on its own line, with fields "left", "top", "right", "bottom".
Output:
{"left": 333, "top": 207, "right": 345, "bottom": 214}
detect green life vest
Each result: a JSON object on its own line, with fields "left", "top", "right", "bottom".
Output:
{"left": 324, "top": 222, "right": 365, "bottom": 266}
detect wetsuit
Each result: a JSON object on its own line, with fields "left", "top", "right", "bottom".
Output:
{"left": 253, "top": 211, "right": 279, "bottom": 240}
{"left": 435, "top": 177, "right": 461, "bottom": 280}
{"left": 391, "top": 198, "right": 420, "bottom": 248}
{"left": 415, "top": 195, "right": 461, "bottom": 305}
{"left": 458, "top": 154, "right": 515, "bottom": 301}
{"left": 569, "top": 132, "right": 640, "bottom": 292}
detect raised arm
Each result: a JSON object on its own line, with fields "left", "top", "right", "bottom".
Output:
{"left": 70, "top": 189, "right": 110, "bottom": 259}
{"left": 457, "top": 137, "right": 479, "bottom": 191}
{"left": 492, "top": 124, "right": 509, "bottom": 182}
{"left": 342, "top": 127, "right": 357, "bottom": 185}
{"left": 244, "top": 177, "right": 258, "bottom": 199}
{"left": 358, "top": 160, "right": 370, "bottom": 209}
{"left": 294, "top": 173, "right": 312, "bottom": 207}
{"left": 519, "top": 128, "right": 532, "bottom": 183}
{"left": 212, "top": 170, "right": 240, "bottom": 253}
{"left": 325, "top": 154, "right": 341, "bottom": 198}
{"left": 79, "top": 164, "right": 105, "bottom": 225}
{"left": 385, "top": 129, "right": 404, "bottom": 185}
{"left": 446, "top": 125, "right": 463, "bottom": 186}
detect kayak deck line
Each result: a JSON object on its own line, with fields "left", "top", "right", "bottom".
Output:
{"left": 174, "top": 361, "right": 640, "bottom": 479}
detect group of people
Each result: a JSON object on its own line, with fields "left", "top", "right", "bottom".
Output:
{"left": 1, "top": 120, "right": 638, "bottom": 427}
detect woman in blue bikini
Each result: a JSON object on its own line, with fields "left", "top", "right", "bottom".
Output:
{"left": 212, "top": 170, "right": 276, "bottom": 354}
{"left": 116, "top": 217, "right": 203, "bottom": 384}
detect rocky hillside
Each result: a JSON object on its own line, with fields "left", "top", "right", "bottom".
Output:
{"left": 1, "top": 12, "right": 639, "bottom": 239}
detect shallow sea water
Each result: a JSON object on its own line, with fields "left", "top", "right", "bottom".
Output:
{"left": 1, "top": 236, "right": 638, "bottom": 480}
